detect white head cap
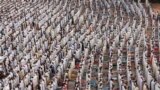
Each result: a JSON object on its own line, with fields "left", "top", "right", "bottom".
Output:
{"left": 0, "top": 56, "right": 5, "bottom": 63}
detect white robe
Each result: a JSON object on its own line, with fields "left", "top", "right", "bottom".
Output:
{"left": 19, "top": 80, "right": 25, "bottom": 90}
{"left": 33, "top": 74, "right": 38, "bottom": 89}
{"left": 27, "top": 85, "right": 32, "bottom": 90}
{"left": 40, "top": 80, "right": 46, "bottom": 90}
{"left": 3, "top": 84, "right": 10, "bottom": 90}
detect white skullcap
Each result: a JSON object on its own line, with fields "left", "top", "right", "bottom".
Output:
{"left": 0, "top": 56, "right": 5, "bottom": 63}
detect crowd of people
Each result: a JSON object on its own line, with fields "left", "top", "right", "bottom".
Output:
{"left": 0, "top": 0, "right": 160, "bottom": 90}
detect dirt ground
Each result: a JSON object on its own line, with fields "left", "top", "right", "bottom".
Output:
{"left": 152, "top": 4, "right": 160, "bottom": 12}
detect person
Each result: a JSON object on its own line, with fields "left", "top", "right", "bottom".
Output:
{"left": 39, "top": 80, "right": 45, "bottom": 90}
